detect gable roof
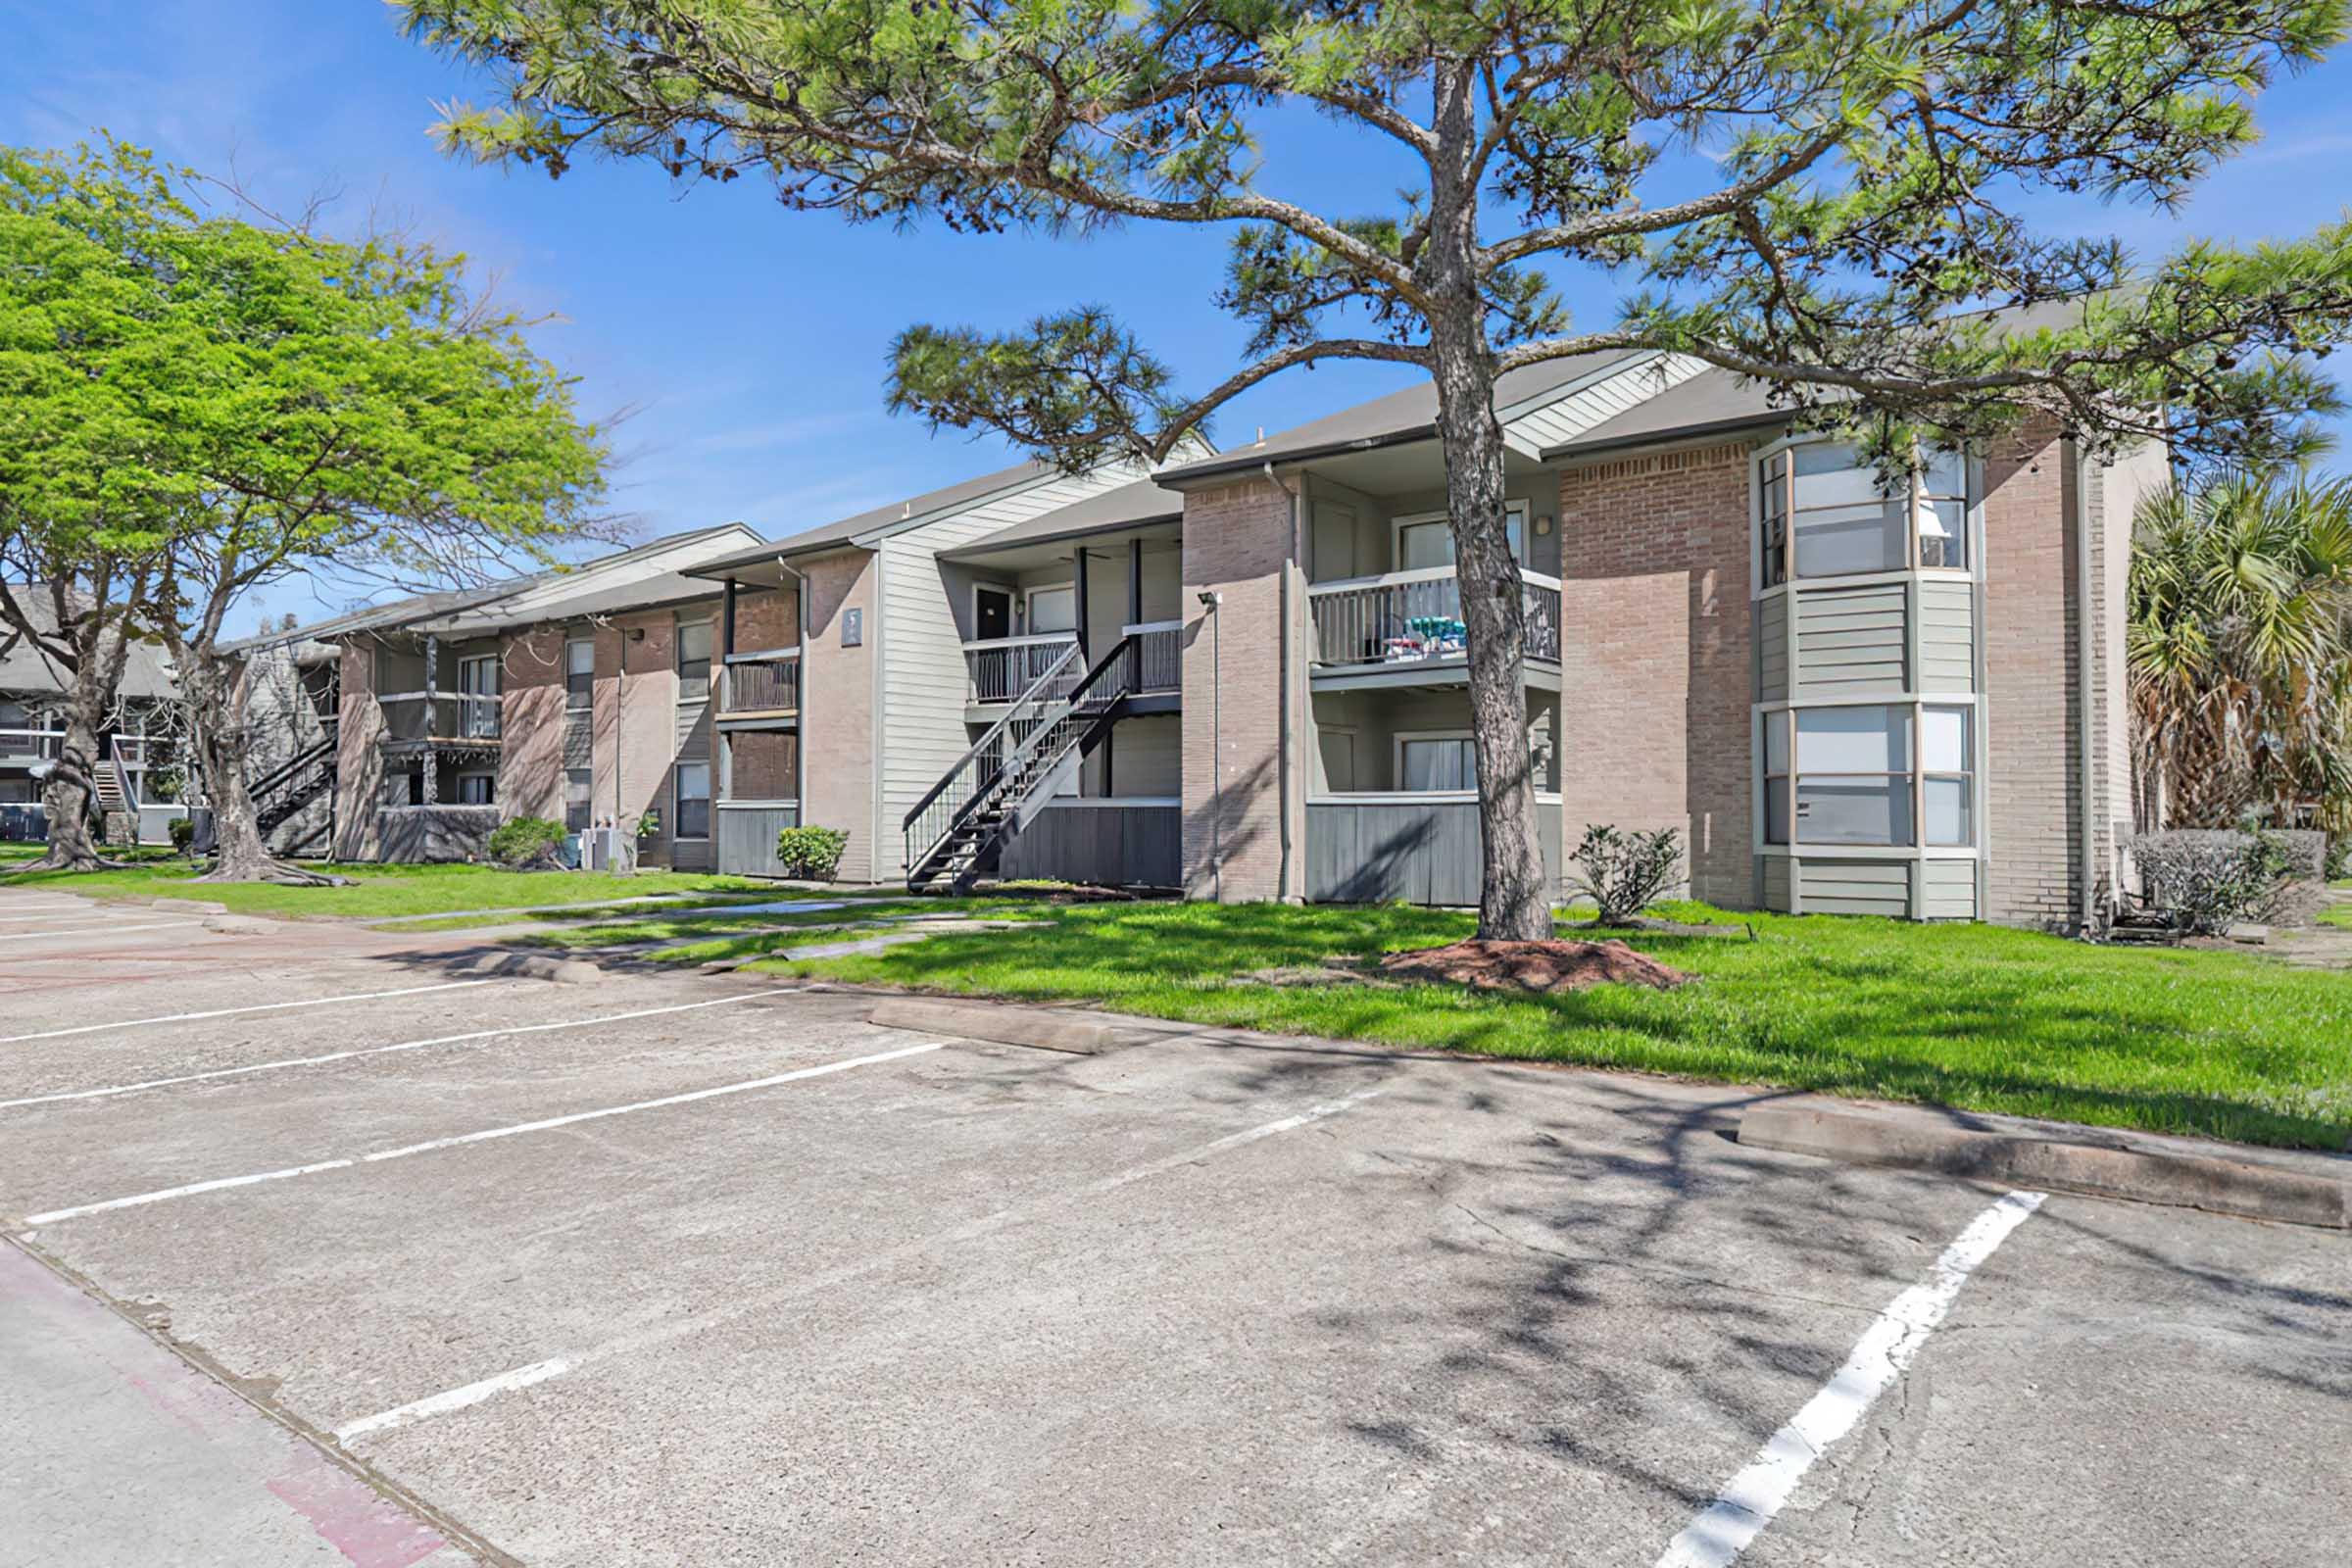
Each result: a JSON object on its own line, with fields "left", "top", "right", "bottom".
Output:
{"left": 0, "top": 587, "right": 177, "bottom": 702}
{"left": 687, "top": 457, "right": 1058, "bottom": 579}
{"left": 1540, "top": 368, "right": 1788, "bottom": 460}
{"left": 942, "top": 473, "right": 1187, "bottom": 562}
{"left": 1154, "top": 348, "right": 1650, "bottom": 484}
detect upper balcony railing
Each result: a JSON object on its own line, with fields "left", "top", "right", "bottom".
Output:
{"left": 0, "top": 727, "right": 66, "bottom": 764}
{"left": 965, "top": 630, "right": 1079, "bottom": 704}
{"left": 1124, "top": 620, "right": 1182, "bottom": 696}
{"left": 377, "top": 692, "right": 503, "bottom": 744}
{"left": 722, "top": 647, "right": 801, "bottom": 716}
{"left": 1307, "top": 564, "right": 1562, "bottom": 669}
{"left": 110, "top": 734, "right": 150, "bottom": 770}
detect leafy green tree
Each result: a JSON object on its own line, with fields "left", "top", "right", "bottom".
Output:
{"left": 403, "top": 0, "right": 2352, "bottom": 937}
{"left": 1, "top": 140, "right": 610, "bottom": 883}
{"left": 2129, "top": 470, "right": 2352, "bottom": 833}
{"left": 0, "top": 144, "right": 179, "bottom": 871}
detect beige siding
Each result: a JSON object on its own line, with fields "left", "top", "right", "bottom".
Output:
{"left": 1758, "top": 594, "right": 1789, "bottom": 703}
{"left": 875, "top": 464, "right": 1142, "bottom": 849}
{"left": 1798, "top": 857, "right": 1911, "bottom": 916}
{"left": 1793, "top": 584, "right": 1908, "bottom": 697}
{"left": 1923, "top": 858, "right": 1978, "bottom": 919}
{"left": 1920, "top": 580, "right": 1978, "bottom": 692}
{"left": 1102, "top": 712, "right": 1181, "bottom": 798}
{"left": 1502, "top": 353, "right": 1708, "bottom": 458}
{"left": 1761, "top": 856, "right": 1793, "bottom": 911}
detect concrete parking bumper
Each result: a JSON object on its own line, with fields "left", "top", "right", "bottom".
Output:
{"left": 1741, "top": 1101, "right": 2352, "bottom": 1229}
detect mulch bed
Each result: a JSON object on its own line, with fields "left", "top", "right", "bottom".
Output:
{"left": 1377, "top": 938, "right": 1692, "bottom": 994}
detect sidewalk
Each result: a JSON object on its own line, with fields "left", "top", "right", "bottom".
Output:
{"left": 0, "top": 1241, "right": 478, "bottom": 1568}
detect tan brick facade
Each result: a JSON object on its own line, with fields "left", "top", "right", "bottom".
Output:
{"left": 330, "top": 643, "right": 383, "bottom": 860}
{"left": 794, "top": 549, "right": 878, "bottom": 882}
{"left": 1180, "top": 478, "right": 1295, "bottom": 902}
{"left": 498, "top": 626, "right": 566, "bottom": 823}
{"left": 1557, "top": 441, "right": 1757, "bottom": 906}
{"left": 1982, "top": 419, "right": 2086, "bottom": 928}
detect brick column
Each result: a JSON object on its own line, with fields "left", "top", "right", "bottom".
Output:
{"left": 1982, "top": 419, "right": 2081, "bottom": 928}
{"left": 1180, "top": 478, "right": 1294, "bottom": 902}
{"left": 329, "top": 643, "right": 383, "bottom": 861}
{"left": 1557, "top": 441, "right": 1756, "bottom": 906}
{"left": 498, "top": 627, "right": 565, "bottom": 821}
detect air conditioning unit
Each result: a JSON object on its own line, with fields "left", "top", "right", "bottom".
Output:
{"left": 580, "top": 826, "right": 638, "bottom": 873}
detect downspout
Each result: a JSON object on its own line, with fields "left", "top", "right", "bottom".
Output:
{"left": 774, "top": 555, "right": 809, "bottom": 828}
{"left": 1264, "top": 460, "right": 1300, "bottom": 902}
{"left": 2074, "top": 439, "right": 2100, "bottom": 937}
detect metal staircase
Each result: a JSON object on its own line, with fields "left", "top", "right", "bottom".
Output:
{"left": 903, "top": 631, "right": 1145, "bottom": 893}
{"left": 252, "top": 734, "right": 337, "bottom": 838}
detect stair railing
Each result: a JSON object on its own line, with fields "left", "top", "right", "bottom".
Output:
{"left": 902, "top": 639, "right": 1084, "bottom": 876}
{"left": 904, "top": 632, "right": 1143, "bottom": 888}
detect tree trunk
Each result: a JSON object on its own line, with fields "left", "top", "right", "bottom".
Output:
{"left": 1427, "top": 64, "right": 1553, "bottom": 942}
{"left": 28, "top": 710, "right": 106, "bottom": 872}
{"left": 174, "top": 641, "right": 326, "bottom": 884}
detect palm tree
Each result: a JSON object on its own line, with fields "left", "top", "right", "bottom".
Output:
{"left": 2128, "top": 471, "right": 2352, "bottom": 834}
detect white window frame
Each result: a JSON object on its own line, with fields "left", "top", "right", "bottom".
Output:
{"left": 1391, "top": 502, "right": 1528, "bottom": 571}
{"left": 673, "top": 760, "right": 712, "bottom": 841}
{"left": 1023, "top": 581, "right": 1077, "bottom": 635}
{"left": 1749, "top": 433, "right": 1984, "bottom": 600}
{"left": 564, "top": 636, "right": 595, "bottom": 711}
{"left": 1394, "top": 728, "right": 1477, "bottom": 793}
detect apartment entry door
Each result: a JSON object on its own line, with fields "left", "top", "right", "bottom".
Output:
{"left": 974, "top": 585, "right": 1014, "bottom": 642}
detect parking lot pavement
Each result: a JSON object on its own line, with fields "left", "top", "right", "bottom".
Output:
{"left": 3, "top": 892, "right": 2347, "bottom": 1567}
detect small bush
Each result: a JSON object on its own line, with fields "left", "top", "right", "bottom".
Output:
{"left": 2326, "top": 834, "right": 2350, "bottom": 883}
{"left": 486, "top": 815, "right": 567, "bottom": 870}
{"left": 167, "top": 816, "right": 196, "bottom": 856}
{"left": 1566, "top": 823, "right": 1685, "bottom": 925}
{"left": 774, "top": 825, "right": 850, "bottom": 881}
{"left": 2129, "top": 828, "right": 2323, "bottom": 933}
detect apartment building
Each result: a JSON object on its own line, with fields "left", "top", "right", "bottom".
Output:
{"left": 263, "top": 525, "right": 761, "bottom": 866}
{"left": 256, "top": 340, "right": 2150, "bottom": 929}
{"left": 688, "top": 344, "right": 2150, "bottom": 928}
{"left": 0, "top": 590, "right": 182, "bottom": 845}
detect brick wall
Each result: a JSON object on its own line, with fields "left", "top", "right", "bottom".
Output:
{"left": 731, "top": 586, "right": 798, "bottom": 653}
{"left": 498, "top": 626, "right": 565, "bottom": 823}
{"left": 330, "top": 642, "right": 383, "bottom": 860}
{"left": 1982, "top": 420, "right": 2080, "bottom": 928}
{"left": 1557, "top": 441, "right": 1757, "bottom": 906}
{"left": 796, "top": 549, "right": 877, "bottom": 882}
{"left": 1180, "top": 478, "right": 1294, "bottom": 901}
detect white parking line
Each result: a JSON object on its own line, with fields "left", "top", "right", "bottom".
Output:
{"left": 3, "top": 920, "right": 205, "bottom": 943}
{"left": 333, "top": 1081, "right": 1391, "bottom": 1441}
{"left": 0, "top": 910, "right": 105, "bottom": 922}
{"left": 0, "top": 988, "right": 796, "bottom": 1108}
{"left": 1652, "top": 1190, "right": 2046, "bottom": 1568}
{"left": 21, "top": 1039, "right": 946, "bottom": 1227}
{"left": 0, "top": 979, "right": 498, "bottom": 1045}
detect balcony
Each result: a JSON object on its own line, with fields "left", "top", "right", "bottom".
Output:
{"left": 1307, "top": 566, "right": 1562, "bottom": 688}
{"left": 964, "top": 631, "right": 1078, "bottom": 704}
{"left": 0, "top": 728, "right": 65, "bottom": 767}
{"left": 1123, "top": 620, "right": 1182, "bottom": 696}
{"left": 377, "top": 692, "right": 502, "bottom": 746}
{"left": 721, "top": 648, "right": 801, "bottom": 719}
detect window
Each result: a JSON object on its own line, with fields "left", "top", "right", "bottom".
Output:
{"left": 564, "top": 767, "right": 592, "bottom": 832}
{"left": 1396, "top": 732, "right": 1476, "bottom": 792}
{"left": 1026, "top": 584, "right": 1077, "bottom": 634}
{"left": 1922, "top": 705, "right": 1976, "bottom": 845}
{"left": 457, "top": 656, "right": 501, "bottom": 739}
{"left": 1761, "top": 443, "right": 1970, "bottom": 586}
{"left": 676, "top": 620, "right": 713, "bottom": 703}
{"left": 674, "top": 760, "right": 711, "bottom": 840}
{"left": 1393, "top": 506, "right": 1525, "bottom": 571}
{"left": 457, "top": 773, "right": 495, "bottom": 806}
{"left": 564, "top": 638, "right": 594, "bottom": 710}
{"left": 1764, "top": 704, "right": 1977, "bottom": 847}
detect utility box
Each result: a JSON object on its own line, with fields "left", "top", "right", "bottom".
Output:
{"left": 581, "top": 826, "right": 638, "bottom": 874}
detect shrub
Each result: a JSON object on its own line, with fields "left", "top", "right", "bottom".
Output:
{"left": 167, "top": 816, "right": 196, "bottom": 856}
{"left": 485, "top": 815, "right": 567, "bottom": 870}
{"left": 774, "top": 825, "right": 850, "bottom": 881}
{"left": 2326, "top": 834, "right": 2350, "bottom": 884}
{"left": 2129, "top": 829, "right": 2324, "bottom": 933}
{"left": 1566, "top": 823, "right": 1685, "bottom": 926}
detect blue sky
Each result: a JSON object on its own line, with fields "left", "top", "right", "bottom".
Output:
{"left": 7, "top": 2, "right": 2350, "bottom": 632}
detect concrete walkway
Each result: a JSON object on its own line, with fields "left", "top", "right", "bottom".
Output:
{"left": 1, "top": 1241, "right": 476, "bottom": 1568}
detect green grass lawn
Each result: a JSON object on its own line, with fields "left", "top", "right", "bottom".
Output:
{"left": 760, "top": 900, "right": 2352, "bottom": 1152}
{"left": 1, "top": 858, "right": 784, "bottom": 920}
{"left": 511, "top": 898, "right": 1013, "bottom": 953}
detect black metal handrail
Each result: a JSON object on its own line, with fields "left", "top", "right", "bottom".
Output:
{"left": 902, "top": 639, "right": 1084, "bottom": 871}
